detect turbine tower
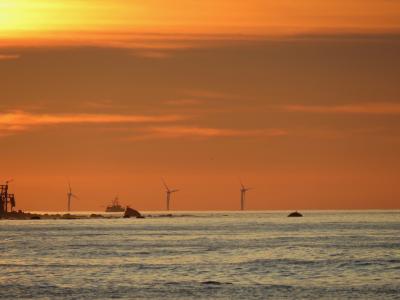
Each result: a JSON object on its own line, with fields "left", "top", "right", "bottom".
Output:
{"left": 240, "top": 180, "right": 252, "bottom": 211}
{"left": 67, "top": 181, "right": 79, "bottom": 212}
{"left": 162, "top": 179, "right": 179, "bottom": 211}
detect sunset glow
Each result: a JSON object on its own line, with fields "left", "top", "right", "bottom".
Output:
{"left": 1, "top": 0, "right": 400, "bottom": 47}
{"left": 0, "top": 0, "right": 399, "bottom": 211}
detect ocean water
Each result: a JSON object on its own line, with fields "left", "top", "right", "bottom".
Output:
{"left": 0, "top": 211, "right": 399, "bottom": 299}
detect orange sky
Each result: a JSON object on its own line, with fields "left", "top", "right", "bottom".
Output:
{"left": 1, "top": 0, "right": 400, "bottom": 47}
{"left": 0, "top": 0, "right": 399, "bottom": 210}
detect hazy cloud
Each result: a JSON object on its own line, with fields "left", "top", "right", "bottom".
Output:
{"left": 282, "top": 103, "right": 400, "bottom": 115}
{"left": 182, "top": 89, "right": 235, "bottom": 100}
{"left": 131, "top": 50, "right": 172, "bottom": 59}
{"left": 132, "top": 126, "right": 288, "bottom": 140}
{"left": 0, "top": 111, "right": 186, "bottom": 135}
{"left": 0, "top": 54, "right": 20, "bottom": 60}
{"left": 165, "top": 99, "right": 204, "bottom": 106}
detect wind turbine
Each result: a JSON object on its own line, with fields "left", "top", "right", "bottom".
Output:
{"left": 240, "top": 180, "right": 252, "bottom": 211}
{"left": 162, "top": 179, "right": 179, "bottom": 211}
{"left": 67, "top": 181, "right": 79, "bottom": 212}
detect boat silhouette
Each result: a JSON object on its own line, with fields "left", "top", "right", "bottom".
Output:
{"left": 105, "top": 196, "right": 125, "bottom": 212}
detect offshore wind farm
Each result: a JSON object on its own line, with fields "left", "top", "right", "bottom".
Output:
{"left": 1, "top": 1, "right": 400, "bottom": 299}
{"left": 1, "top": 178, "right": 261, "bottom": 219}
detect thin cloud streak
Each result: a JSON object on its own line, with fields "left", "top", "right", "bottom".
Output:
{"left": 131, "top": 50, "right": 172, "bottom": 59}
{"left": 165, "top": 99, "right": 204, "bottom": 106}
{"left": 0, "top": 111, "right": 186, "bottom": 134}
{"left": 0, "top": 54, "right": 20, "bottom": 60}
{"left": 182, "top": 89, "right": 236, "bottom": 100}
{"left": 1, "top": 32, "right": 400, "bottom": 50}
{"left": 0, "top": 32, "right": 270, "bottom": 50}
{"left": 131, "top": 126, "right": 288, "bottom": 140}
{"left": 282, "top": 103, "right": 400, "bottom": 115}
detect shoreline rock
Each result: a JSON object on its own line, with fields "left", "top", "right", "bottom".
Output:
{"left": 0, "top": 209, "right": 142, "bottom": 220}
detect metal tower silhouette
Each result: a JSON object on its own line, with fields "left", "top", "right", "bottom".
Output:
{"left": 162, "top": 179, "right": 179, "bottom": 211}
{"left": 240, "top": 180, "right": 252, "bottom": 211}
{"left": 67, "top": 181, "right": 78, "bottom": 212}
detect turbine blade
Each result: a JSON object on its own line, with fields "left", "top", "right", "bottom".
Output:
{"left": 239, "top": 179, "right": 245, "bottom": 189}
{"left": 162, "top": 178, "right": 170, "bottom": 191}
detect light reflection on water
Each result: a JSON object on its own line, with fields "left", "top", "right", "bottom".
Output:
{"left": 1, "top": 211, "right": 399, "bottom": 299}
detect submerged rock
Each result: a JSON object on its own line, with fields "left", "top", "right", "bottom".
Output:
{"left": 202, "top": 281, "right": 222, "bottom": 285}
{"left": 1, "top": 211, "right": 33, "bottom": 220}
{"left": 90, "top": 214, "right": 104, "bottom": 218}
{"left": 61, "top": 213, "right": 77, "bottom": 219}
{"left": 288, "top": 211, "right": 303, "bottom": 217}
{"left": 159, "top": 214, "right": 173, "bottom": 218}
{"left": 201, "top": 281, "right": 232, "bottom": 285}
{"left": 123, "top": 207, "right": 143, "bottom": 218}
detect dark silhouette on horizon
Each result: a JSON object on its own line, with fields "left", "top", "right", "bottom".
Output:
{"left": 162, "top": 179, "right": 179, "bottom": 211}
{"left": 240, "top": 180, "right": 252, "bottom": 211}
{"left": 0, "top": 179, "right": 16, "bottom": 214}
{"left": 288, "top": 211, "right": 303, "bottom": 217}
{"left": 105, "top": 195, "right": 125, "bottom": 212}
{"left": 67, "top": 181, "right": 78, "bottom": 212}
{"left": 124, "top": 206, "right": 144, "bottom": 218}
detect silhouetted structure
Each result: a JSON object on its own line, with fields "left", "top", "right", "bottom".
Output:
{"left": 240, "top": 181, "right": 252, "bottom": 211}
{"left": 105, "top": 196, "right": 125, "bottom": 212}
{"left": 0, "top": 180, "right": 16, "bottom": 214}
{"left": 162, "top": 179, "right": 179, "bottom": 211}
{"left": 67, "top": 181, "right": 78, "bottom": 212}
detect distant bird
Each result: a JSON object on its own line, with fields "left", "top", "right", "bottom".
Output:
{"left": 67, "top": 181, "right": 79, "bottom": 212}
{"left": 162, "top": 179, "right": 179, "bottom": 211}
{"left": 240, "top": 180, "right": 252, "bottom": 211}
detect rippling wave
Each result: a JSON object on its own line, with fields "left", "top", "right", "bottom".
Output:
{"left": 1, "top": 211, "right": 399, "bottom": 299}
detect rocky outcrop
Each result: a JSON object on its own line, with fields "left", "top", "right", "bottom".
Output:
{"left": 0, "top": 211, "right": 138, "bottom": 220}
{"left": 0, "top": 211, "right": 41, "bottom": 220}
{"left": 288, "top": 211, "right": 303, "bottom": 217}
{"left": 123, "top": 207, "right": 144, "bottom": 218}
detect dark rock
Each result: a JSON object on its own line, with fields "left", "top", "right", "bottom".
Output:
{"left": 202, "top": 281, "right": 222, "bottom": 285}
{"left": 61, "top": 213, "right": 76, "bottom": 219}
{"left": 90, "top": 214, "right": 104, "bottom": 218}
{"left": 123, "top": 207, "right": 143, "bottom": 218}
{"left": 159, "top": 214, "right": 173, "bottom": 218}
{"left": 288, "top": 211, "right": 303, "bottom": 217}
{"left": 30, "top": 215, "right": 41, "bottom": 220}
{"left": 201, "top": 281, "right": 232, "bottom": 285}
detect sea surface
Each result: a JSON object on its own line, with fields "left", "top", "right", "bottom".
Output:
{"left": 0, "top": 211, "right": 399, "bottom": 299}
